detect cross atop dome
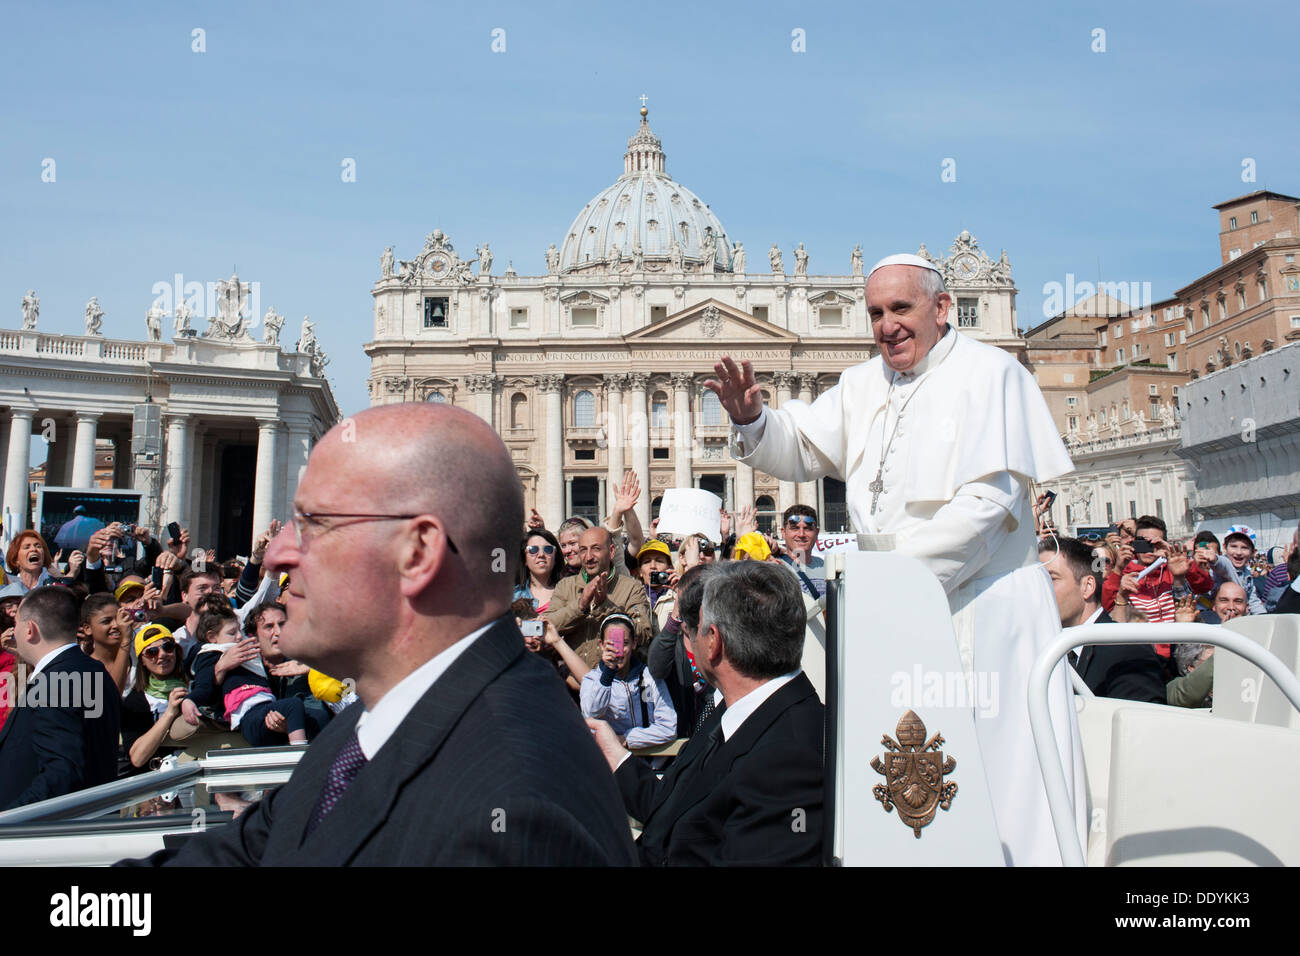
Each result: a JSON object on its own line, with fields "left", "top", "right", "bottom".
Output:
{"left": 624, "top": 100, "right": 665, "bottom": 176}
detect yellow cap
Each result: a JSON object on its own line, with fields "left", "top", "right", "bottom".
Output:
{"left": 114, "top": 578, "right": 147, "bottom": 602}
{"left": 308, "top": 669, "right": 347, "bottom": 703}
{"left": 636, "top": 539, "right": 672, "bottom": 560}
{"left": 733, "top": 532, "right": 772, "bottom": 562}
{"left": 134, "top": 622, "right": 174, "bottom": 658}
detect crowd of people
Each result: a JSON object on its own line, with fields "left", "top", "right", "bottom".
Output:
{"left": 0, "top": 519, "right": 353, "bottom": 814}
{"left": 1036, "top": 500, "right": 1300, "bottom": 709}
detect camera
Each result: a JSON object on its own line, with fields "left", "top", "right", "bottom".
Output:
{"left": 649, "top": 570, "right": 671, "bottom": 587}
{"left": 130, "top": 608, "right": 149, "bottom": 623}
{"left": 520, "top": 620, "right": 544, "bottom": 638}
{"left": 1131, "top": 538, "right": 1155, "bottom": 555}
{"left": 120, "top": 522, "right": 136, "bottom": 537}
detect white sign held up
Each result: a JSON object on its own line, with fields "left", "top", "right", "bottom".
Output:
{"left": 656, "top": 488, "right": 722, "bottom": 544}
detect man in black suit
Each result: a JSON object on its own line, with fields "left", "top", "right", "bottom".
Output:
{"left": 1039, "top": 537, "right": 1165, "bottom": 703}
{"left": 590, "top": 560, "right": 824, "bottom": 865}
{"left": 0, "top": 585, "right": 121, "bottom": 810}
{"left": 123, "top": 402, "right": 638, "bottom": 865}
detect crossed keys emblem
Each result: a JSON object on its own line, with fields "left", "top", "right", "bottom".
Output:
{"left": 870, "top": 710, "right": 958, "bottom": 838}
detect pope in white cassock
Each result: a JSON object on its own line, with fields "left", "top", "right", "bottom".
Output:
{"left": 705, "top": 254, "right": 1085, "bottom": 866}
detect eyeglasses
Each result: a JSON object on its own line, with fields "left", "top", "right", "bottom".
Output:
{"left": 526, "top": 544, "right": 555, "bottom": 556}
{"left": 292, "top": 510, "right": 458, "bottom": 553}
{"left": 142, "top": 640, "right": 178, "bottom": 660}
{"left": 786, "top": 516, "right": 817, "bottom": 528}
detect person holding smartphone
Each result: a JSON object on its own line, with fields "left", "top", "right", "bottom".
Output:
{"left": 579, "top": 613, "right": 676, "bottom": 750}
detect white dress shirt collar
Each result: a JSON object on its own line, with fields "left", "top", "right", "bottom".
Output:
{"left": 720, "top": 670, "right": 800, "bottom": 741}
{"left": 354, "top": 619, "right": 497, "bottom": 760}
{"left": 29, "top": 641, "right": 81, "bottom": 680}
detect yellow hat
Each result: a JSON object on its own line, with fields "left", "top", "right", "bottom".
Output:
{"left": 114, "top": 578, "right": 147, "bottom": 602}
{"left": 308, "top": 669, "right": 347, "bottom": 703}
{"left": 134, "top": 622, "right": 174, "bottom": 658}
{"left": 636, "top": 539, "right": 672, "bottom": 561}
{"left": 733, "top": 532, "right": 772, "bottom": 562}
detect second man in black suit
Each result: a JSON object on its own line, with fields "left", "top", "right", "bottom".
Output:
{"left": 590, "top": 560, "right": 825, "bottom": 865}
{"left": 1039, "top": 536, "right": 1166, "bottom": 703}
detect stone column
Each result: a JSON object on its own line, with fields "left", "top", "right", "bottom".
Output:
{"left": 284, "top": 423, "right": 312, "bottom": 516}
{"left": 603, "top": 373, "right": 626, "bottom": 490}
{"left": 252, "top": 420, "right": 279, "bottom": 545}
{"left": 537, "top": 374, "right": 565, "bottom": 528}
{"left": 725, "top": 473, "right": 734, "bottom": 512}
{"left": 735, "top": 461, "right": 754, "bottom": 513}
{"left": 796, "top": 373, "right": 818, "bottom": 508}
{"left": 70, "top": 412, "right": 101, "bottom": 487}
{"left": 196, "top": 433, "right": 218, "bottom": 546}
{"left": 774, "top": 372, "right": 798, "bottom": 514}
{"left": 565, "top": 476, "right": 574, "bottom": 517}
{"left": 670, "top": 372, "right": 694, "bottom": 490}
{"left": 597, "top": 477, "right": 607, "bottom": 521}
{"left": 626, "top": 372, "right": 651, "bottom": 529}
{"left": 2, "top": 410, "right": 34, "bottom": 532}
{"left": 163, "top": 414, "right": 190, "bottom": 531}
{"left": 468, "top": 373, "right": 497, "bottom": 426}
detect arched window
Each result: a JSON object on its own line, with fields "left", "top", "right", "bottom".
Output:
{"left": 755, "top": 495, "right": 777, "bottom": 535}
{"left": 510, "top": 393, "right": 529, "bottom": 430}
{"left": 651, "top": 391, "right": 668, "bottom": 428}
{"left": 427, "top": 391, "right": 447, "bottom": 403}
{"left": 1234, "top": 340, "right": 1242, "bottom": 358}
{"left": 574, "top": 390, "right": 595, "bottom": 427}
{"left": 702, "top": 389, "right": 723, "bottom": 426}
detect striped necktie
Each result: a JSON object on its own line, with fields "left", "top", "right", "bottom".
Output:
{"left": 305, "top": 732, "right": 367, "bottom": 835}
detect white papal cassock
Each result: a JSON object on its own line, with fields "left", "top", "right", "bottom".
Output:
{"left": 732, "top": 326, "right": 1086, "bottom": 865}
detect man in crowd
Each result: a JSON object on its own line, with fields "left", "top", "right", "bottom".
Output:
{"left": 648, "top": 564, "right": 721, "bottom": 737}
{"left": 0, "top": 586, "right": 121, "bottom": 810}
{"left": 166, "top": 567, "right": 225, "bottom": 667}
{"left": 1105, "top": 517, "right": 1213, "bottom": 660}
{"left": 709, "top": 253, "right": 1083, "bottom": 865}
{"left": 1164, "top": 582, "right": 1249, "bottom": 708}
{"left": 547, "top": 526, "right": 652, "bottom": 669}
{"left": 776, "top": 505, "right": 825, "bottom": 599}
{"left": 589, "top": 560, "right": 823, "bottom": 865}
{"left": 250, "top": 600, "right": 331, "bottom": 738}
{"left": 124, "top": 401, "right": 638, "bottom": 865}
{"left": 1038, "top": 537, "right": 1165, "bottom": 703}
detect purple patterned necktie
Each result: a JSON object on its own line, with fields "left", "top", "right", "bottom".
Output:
{"left": 306, "top": 732, "right": 367, "bottom": 835}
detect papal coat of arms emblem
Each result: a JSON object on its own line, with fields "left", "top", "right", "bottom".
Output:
{"left": 870, "top": 710, "right": 957, "bottom": 837}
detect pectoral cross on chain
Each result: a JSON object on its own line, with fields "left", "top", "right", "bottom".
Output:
{"left": 869, "top": 469, "right": 884, "bottom": 514}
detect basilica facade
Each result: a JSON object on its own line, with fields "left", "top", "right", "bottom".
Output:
{"left": 365, "top": 109, "right": 1026, "bottom": 532}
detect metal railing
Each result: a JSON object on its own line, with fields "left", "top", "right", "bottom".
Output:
{"left": 1028, "top": 622, "right": 1300, "bottom": 867}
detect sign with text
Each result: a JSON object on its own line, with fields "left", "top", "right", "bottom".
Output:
{"left": 815, "top": 533, "right": 859, "bottom": 556}
{"left": 656, "top": 488, "right": 722, "bottom": 544}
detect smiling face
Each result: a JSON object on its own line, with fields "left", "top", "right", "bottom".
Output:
{"left": 1213, "top": 582, "right": 1248, "bottom": 621}
{"left": 85, "top": 603, "right": 122, "bottom": 652}
{"left": 1224, "top": 539, "right": 1253, "bottom": 569}
{"left": 781, "top": 514, "right": 817, "bottom": 555}
{"left": 141, "top": 639, "right": 179, "bottom": 677}
{"left": 558, "top": 529, "right": 582, "bottom": 571}
{"left": 866, "top": 265, "right": 951, "bottom": 373}
{"left": 578, "top": 528, "right": 611, "bottom": 577}
{"left": 524, "top": 534, "right": 556, "bottom": 582}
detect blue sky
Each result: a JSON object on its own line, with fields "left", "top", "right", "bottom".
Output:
{"left": 3, "top": 0, "right": 1296, "bottom": 430}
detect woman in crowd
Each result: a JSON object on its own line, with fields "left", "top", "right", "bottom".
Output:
{"left": 78, "top": 592, "right": 131, "bottom": 694}
{"left": 5, "top": 531, "right": 56, "bottom": 593}
{"left": 555, "top": 516, "right": 593, "bottom": 578}
{"left": 514, "top": 529, "right": 562, "bottom": 612}
{"left": 121, "top": 623, "right": 191, "bottom": 772}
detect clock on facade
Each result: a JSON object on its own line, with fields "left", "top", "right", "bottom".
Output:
{"left": 953, "top": 253, "right": 979, "bottom": 280}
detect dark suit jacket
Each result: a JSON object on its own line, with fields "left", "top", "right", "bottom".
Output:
{"left": 616, "top": 672, "right": 823, "bottom": 866}
{"left": 0, "top": 644, "right": 121, "bottom": 811}
{"left": 123, "top": 616, "right": 640, "bottom": 866}
{"left": 1274, "top": 583, "right": 1300, "bottom": 615}
{"left": 1072, "top": 609, "right": 1167, "bottom": 703}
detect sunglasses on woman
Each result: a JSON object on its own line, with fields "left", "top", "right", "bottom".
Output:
{"left": 142, "top": 640, "right": 178, "bottom": 660}
{"left": 526, "top": 544, "right": 555, "bottom": 556}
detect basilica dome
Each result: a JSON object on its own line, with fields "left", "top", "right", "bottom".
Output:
{"left": 558, "top": 108, "right": 734, "bottom": 274}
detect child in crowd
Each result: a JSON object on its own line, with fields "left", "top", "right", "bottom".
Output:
{"left": 1209, "top": 528, "right": 1267, "bottom": 615}
{"left": 579, "top": 613, "right": 676, "bottom": 750}
{"left": 182, "top": 606, "right": 310, "bottom": 746}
